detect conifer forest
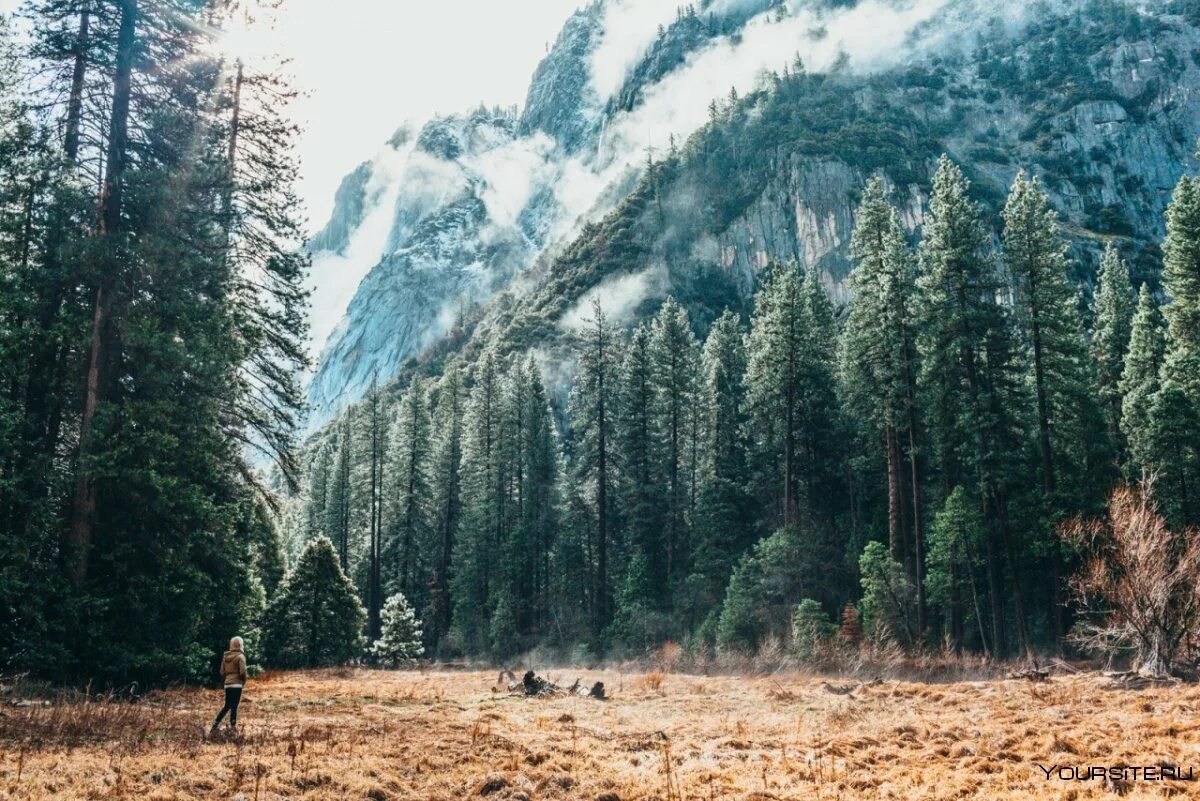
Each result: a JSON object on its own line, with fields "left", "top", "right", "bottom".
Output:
{"left": 3, "top": 0, "right": 1200, "bottom": 694}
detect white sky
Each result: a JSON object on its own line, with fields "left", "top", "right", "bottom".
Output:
{"left": 0, "top": 0, "right": 582, "bottom": 226}
{"left": 277, "top": 0, "right": 582, "bottom": 227}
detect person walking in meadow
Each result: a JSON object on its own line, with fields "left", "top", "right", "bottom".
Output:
{"left": 211, "top": 636, "right": 248, "bottom": 735}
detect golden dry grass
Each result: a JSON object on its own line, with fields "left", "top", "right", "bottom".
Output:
{"left": 2, "top": 668, "right": 1199, "bottom": 800}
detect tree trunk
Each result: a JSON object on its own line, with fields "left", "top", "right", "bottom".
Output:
{"left": 886, "top": 423, "right": 903, "bottom": 563}
{"left": 64, "top": 11, "right": 90, "bottom": 162}
{"left": 227, "top": 59, "right": 244, "bottom": 166}
{"left": 983, "top": 512, "right": 1006, "bottom": 658}
{"left": 903, "top": 341, "right": 926, "bottom": 642}
{"left": 68, "top": 0, "right": 137, "bottom": 586}
{"left": 1030, "top": 314, "right": 1064, "bottom": 654}
{"left": 993, "top": 486, "right": 1036, "bottom": 664}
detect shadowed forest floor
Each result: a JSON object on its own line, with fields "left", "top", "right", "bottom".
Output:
{"left": 1, "top": 668, "right": 1198, "bottom": 799}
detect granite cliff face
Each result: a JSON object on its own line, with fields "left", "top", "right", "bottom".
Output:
{"left": 305, "top": 0, "right": 769, "bottom": 426}
{"left": 306, "top": 109, "right": 536, "bottom": 422}
{"left": 713, "top": 20, "right": 1200, "bottom": 300}
{"left": 305, "top": 0, "right": 1200, "bottom": 429}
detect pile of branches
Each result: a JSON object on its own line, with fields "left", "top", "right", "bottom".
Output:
{"left": 498, "top": 670, "right": 605, "bottom": 700}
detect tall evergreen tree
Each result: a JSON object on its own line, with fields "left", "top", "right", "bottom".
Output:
{"left": 1150, "top": 175, "right": 1200, "bottom": 524}
{"left": 302, "top": 442, "right": 333, "bottom": 546}
{"left": 615, "top": 322, "right": 664, "bottom": 600}
{"left": 918, "top": 155, "right": 1031, "bottom": 659}
{"left": 427, "top": 360, "right": 464, "bottom": 650}
{"left": 1120, "top": 285, "right": 1166, "bottom": 479}
{"left": 1003, "top": 171, "right": 1108, "bottom": 648}
{"left": 569, "top": 299, "right": 619, "bottom": 633}
{"left": 452, "top": 347, "right": 508, "bottom": 651}
{"left": 1091, "top": 243, "right": 1136, "bottom": 453}
{"left": 745, "top": 263, "right": 838, "bottom": 527}
{"left": 384, "top": 379, "right": 433, "bottom": 603}
{"left": 649, "top": 296, "right": 701, "bottom": 587}
{"left": 798, "top": 267, "right": 845, "bottom": 519}
{"left": 361, "top": 377, "right": 386, "bottom": 643}
{"left": 326, "top": 419, "right": 354, "bottom": 568}
{"left": 4, "top": 0, "right": 309, "bottom": 682}
{"left": 690, "top": 310, "right": 751, "bottom": 622}
{"left": 841, "top": 177, "right": 925, "bottom": 633}
{"left": 509, "top": 356, "right": 559, "bottom": 637}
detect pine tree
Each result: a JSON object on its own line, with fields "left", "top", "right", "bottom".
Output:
{"left": 649, "top": 297, "right": 701, "bottom": 586}
{"left": 925, "top": 486, "right": 988, "bottom": 654}
{"left": 798, "top": 267, "right": 844, "bottom": 517}
{"left": 372, "top": 593, "right": 425, "bottom": 667}
{"left": 326, "top": 420, "right": 354, "bottom": 569}
{"left": 0, "top": 17, "right": 84, "bottom": 670}
{"left": 305, "top": 443, "right": 334, "bottom": 541}
{"left": 1150, "top": 175, "right": 1200, "bottom": 524}
{"left": 452, "top": 347, "right": 509, "bottom": 651}
{"left": 1120, "top": 285, "right": 1166, "bottom": 478}
{"left": 1003, "top": 171, "right": 1108, "bottom": 648}
{"left": 0, "top": 1, "right": 306, "bottom": 683}
{"left": 690, "top": 310, "right": 751, "bottom": 620}
{"left": 361, "top": 377, "right": 386, "bottom": 643}
{"left": 791, "top": 599, "right": 835, "bottom": 660}
{"left": 262, "top": 536, "right": 366, "bottom": 668}
{"left": 615, "top": 323, "right": 664, "bottom": 602}
{"left": 427, "top": 361, "right": 464, "bottom": 649}
{"left": 509, "top": 356, "right": 559, "bottom": 636}
{"left": 745, "top": 263, "right": 839, "bottom": 527}
{"left": 918, "top": 155, "right": 1030, "bottom": 659}
{"left": 569, "top": 299, "right": 619, "bottom": 633}
{"left": 715, "top": 523, "right": 818, "bottom": 651}
{"left": 4, "top": 0, "right": 309, "bottom": 683}
{"left": 858, "top": 540, "right": 916, "bottom": 645}
{"left": 1091, "top": 243, "right": 1136, "bottom": 452}
{"left": 841, "top": 177, "right": 925, "bottom": 631}
{"left": 384, "top": 379, "right": 433, "bottom": 602}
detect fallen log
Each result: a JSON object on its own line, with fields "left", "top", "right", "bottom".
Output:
{"left": 820, "top": 678, "right": 881, "bottom": 696}
{"left": 506, "top": 671, "right": 605, "bottom": 699}
{"left": 1103, "top": 670, "right": 1179, "bottom": 689}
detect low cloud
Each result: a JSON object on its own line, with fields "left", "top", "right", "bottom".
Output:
{"left": 589, "top": 0, "right": 683, "bottom": 103}
{"left": 559, "top": 263, "right": 667, "bottom": 332}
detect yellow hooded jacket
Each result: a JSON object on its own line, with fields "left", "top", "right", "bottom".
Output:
{"left": 220, "top": 649, "right": 248, "bottom": 687}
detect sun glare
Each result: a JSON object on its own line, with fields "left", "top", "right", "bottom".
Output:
{"left": 214, "top": 5, "right": 281, "bottom": 64}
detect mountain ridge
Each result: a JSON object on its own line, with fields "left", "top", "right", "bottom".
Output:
{"left": 303, "top": 0, "right": 1200, "bottom": 434}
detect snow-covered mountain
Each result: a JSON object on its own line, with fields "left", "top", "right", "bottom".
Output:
{"left": 305, "top": 0, "right": 1200, "bottom": 428}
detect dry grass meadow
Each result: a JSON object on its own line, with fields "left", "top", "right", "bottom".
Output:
{"left": 2, "top": 667, "right": 1199, "bottom": 800}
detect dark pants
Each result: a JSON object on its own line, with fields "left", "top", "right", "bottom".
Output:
{"left": 212, "top": 686, "right": 242, "bottom": 730}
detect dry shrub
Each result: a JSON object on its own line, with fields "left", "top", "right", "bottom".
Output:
{"left": 1061, "top": 479, "right": 1200, "bottom": 678}
{"left": 636, "top": 672, "right": 666, "bottom": 693}
{"left": 0, "top": 697, "right": 202, "bottom": 751}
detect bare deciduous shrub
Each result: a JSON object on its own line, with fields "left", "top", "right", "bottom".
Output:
{"left": 636, "top": 672, "right": 666, "bottom": 693}
{"left": 1060, "top": 480, "right": 1200, "bottom": 678}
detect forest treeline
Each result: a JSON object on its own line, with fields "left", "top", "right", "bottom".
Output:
{"left": 290, "top": 151, "right": 1200, "bottom": 667}
{"left": 0, "top": 1, "right": 308, "bottom": 684}
{"left": 3, "top": 0, "right": 1200, "bottom": 686}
